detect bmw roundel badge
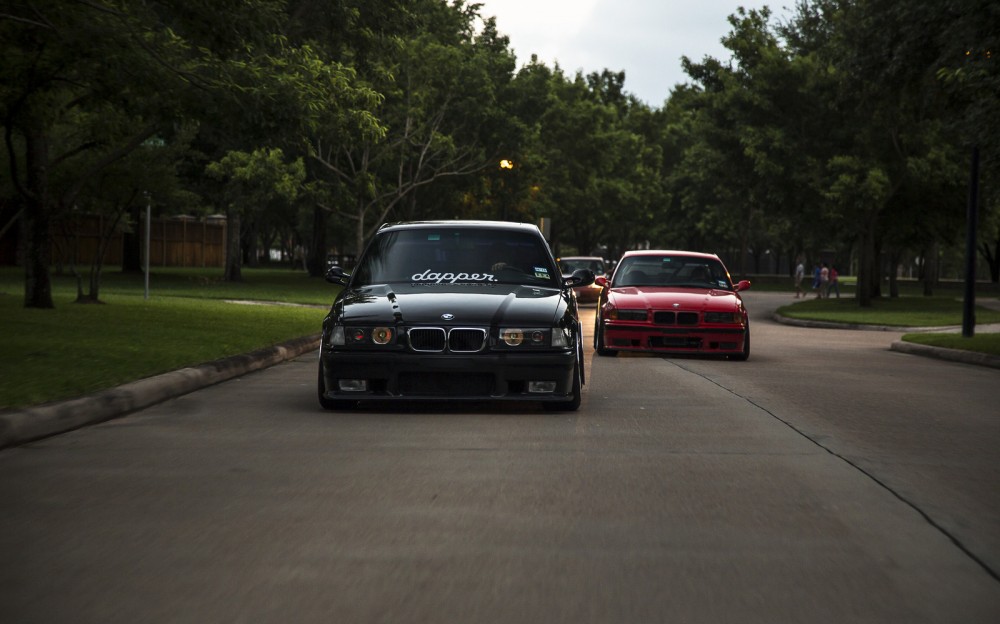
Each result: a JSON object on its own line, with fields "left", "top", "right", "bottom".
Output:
{"left": 441, "top": 313, "right": 455, "bottom": 320}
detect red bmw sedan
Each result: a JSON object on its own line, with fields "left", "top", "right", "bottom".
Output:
{"left": 594, "top": 250, "right": 751, "bottom": 360}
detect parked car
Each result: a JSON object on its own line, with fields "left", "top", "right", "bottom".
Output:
{"left": 594, "top": 250, "right": 751, "bottom": 360}
{"left": 556, "top": 256, "right": 607, "bottom": 303}
{"left": 318, "top": 221, "right": 595, "bottom": 410}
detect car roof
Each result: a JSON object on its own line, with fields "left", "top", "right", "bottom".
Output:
{"left": 377, "top": 220, "right": 543, "bottom": 235}
{"left": 619, "top": 249, "right": 721, "bottom": 261}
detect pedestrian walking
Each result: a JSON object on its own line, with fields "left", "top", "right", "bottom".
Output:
{"left": 827, "top": 265, "right": 840, "bottom": 298}
{"left": 794, "top": 257, "right": 805, "bottom": 298}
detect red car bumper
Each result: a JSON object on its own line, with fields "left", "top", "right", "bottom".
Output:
{"left": 601, "top": 322, "right": 746, "bottom": 354}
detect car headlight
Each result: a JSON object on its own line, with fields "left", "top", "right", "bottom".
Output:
{"left": 372, "top": 326, "right": 394, "bottom": 344}
{"left": 330, "top": 326, "right": 346, "bottom": 346}
{"left": 704, "top": 312, "right": 741, "bottom": 324}
{"left": 497, "top": 328, "right": 570, "bottom": 348}
{"left": 550, "top": 327, "right": 572, "bottom": 347}
{"left": 610, "top": 308, "right": 647, "bottom": 321}
{"left": 329, "top": 325, "right": 395, "bottom": 347}
{"left": 501, "top": 328, "right": 525, "bottom": 346}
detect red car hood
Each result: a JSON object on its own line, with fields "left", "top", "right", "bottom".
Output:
{"left": 609, "top": 286, "right": 743, "bottom": 311}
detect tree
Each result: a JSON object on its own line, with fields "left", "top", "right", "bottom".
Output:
{"left": 206, "top": 148, "right": 306, "bottom": 281}
{"left": 0, "top": 0, "right": 287, "bottom": 307}
{"left": 309, "top": 1, "right": 517, "bottom": 256}
{"left": 68, "top": 121, "right": 198, "bottom": 302}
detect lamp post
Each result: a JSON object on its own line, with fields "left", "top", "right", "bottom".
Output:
{"left": 499, "top": 159, "right": 514, "bottom": 221}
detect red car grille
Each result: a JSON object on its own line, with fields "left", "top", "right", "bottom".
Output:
{"left": 653, "top": 311, "right": 699, "bottom": 325}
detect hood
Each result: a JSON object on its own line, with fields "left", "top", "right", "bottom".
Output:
{"left": 608, "top": 286, "right": 743, "bottom": 311}
{"left": 334, "top": 283, "right": 566, "bottom": 326}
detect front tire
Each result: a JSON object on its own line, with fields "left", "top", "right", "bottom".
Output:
{"left": 729, "top": 325, "right": 750, "bottom": 361}
{"left": 545, "top": 357, "right": 582, "bottom": 412}
{"left": 595, "top": 318, "right": 618, "bottom": 357}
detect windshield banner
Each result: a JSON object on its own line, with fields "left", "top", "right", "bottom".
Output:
{"left": 411, "top": 269, "right": 497, "bottom": 284}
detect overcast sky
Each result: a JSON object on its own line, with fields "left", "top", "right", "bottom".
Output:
{"left": 476, "top": 0, "right": 789, "bottom": 106}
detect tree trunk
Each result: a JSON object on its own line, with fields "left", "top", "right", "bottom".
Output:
{"left": 888, "top": 249, "right": 900, "bottom": 298}
{"left": 857, "top": 229, "right": 876, "bottom": 308}
{"left": 307, "top": 204, "right": 328, "bottom": 277}
{"left": 355, "top": 204, "right": 366, "bottom": 260}
{"left": 922, "top": 242, "right": 938, "bottom": 296}
{"left": 980, "top": 238, "right": 1000, "bottom": 283}
{"left": 23, "top": 122, "right": 55, "bottom": 309}
{"left": 121, "top": 205, "right": 143, "bottom": 272}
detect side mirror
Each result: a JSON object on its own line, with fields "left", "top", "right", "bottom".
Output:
{"left": 594, "top": 276, "right": 608, "bottom": 288}
{"left": 564, "top": 268, "right": 595, "bottom": 288}
{"left": 325, "top": 265, "right": 350, "bottom": 286}
{"left": 734, "top": 279, "right": 751, "bottom": 292}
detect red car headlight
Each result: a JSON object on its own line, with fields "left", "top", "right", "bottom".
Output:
{"left": 610, "top": 309, "right": 647, "bottom": 321}
{"left": 703, "top": 312, "right": 741, "bottom": 324}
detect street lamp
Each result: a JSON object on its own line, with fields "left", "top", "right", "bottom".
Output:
{"left": 498, "top": 159, "right": 514, "bottom": 220}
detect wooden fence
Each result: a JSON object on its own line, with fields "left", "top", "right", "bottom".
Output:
{"left": 0, "top": 213, "right": 228, "bottom": 268}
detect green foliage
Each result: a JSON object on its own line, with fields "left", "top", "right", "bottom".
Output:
{"left": 3, "top": 0, "right": 998, "bottom": 312}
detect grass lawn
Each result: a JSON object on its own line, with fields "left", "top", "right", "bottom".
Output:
{"left": 1, "top": 266, "right": 337, "bottom": 409}
{"left": 0, "top": 265, "right": 337, "bottom": 305}
{"left": 776, "top": 295, "right": 1000, "bottom": 357}
{"left": 776, "top": 295, "right": 1000, "bottom": 327}
{"left": 899, "top": 332, "right": 1000, "bottom": 357}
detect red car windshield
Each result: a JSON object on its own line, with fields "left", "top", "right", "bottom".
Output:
{"left": 613, "top": 256, "right": 734, "bottom": 290}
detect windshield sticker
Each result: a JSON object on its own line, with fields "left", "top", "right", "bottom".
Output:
{"left": 427, "top": 234, "right": 441, "bottom": 241}
{"left": 533, "top": 267, "right": 548, "bottom": 274}
{"left": 411, "top": 269, "right": 497, "bottom": 284}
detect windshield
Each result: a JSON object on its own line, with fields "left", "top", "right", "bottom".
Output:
{"left": 352, "top": 227, "right": 560, "bottom": 288}
{"left": 558, "top": 258, "right": 606, "bottom": 276}
{"left": 612, "top": 255, "right": 733, "bottom": 290}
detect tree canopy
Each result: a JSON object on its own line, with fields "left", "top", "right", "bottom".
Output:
{"left": 2, "top": 0, "right": 997, "bottom": 308}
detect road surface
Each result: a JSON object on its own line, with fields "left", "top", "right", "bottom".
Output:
{"left": 1, "top": 291, "right": 998, "bottom": 623}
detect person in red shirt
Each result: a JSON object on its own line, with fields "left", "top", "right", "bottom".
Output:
{"left": 827, "top": 265, "right": 840, "bottom": 298}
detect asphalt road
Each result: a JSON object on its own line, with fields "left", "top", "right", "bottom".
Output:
{"left": 1, "top": 291, "right": 998, "bottom": 623}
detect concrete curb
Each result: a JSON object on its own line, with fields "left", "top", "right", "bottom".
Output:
{"left": 0, "top": 334, "right": 321, "bottom": 450}
{"left": 773, "top": 313, "right": 1000, "bottom": 370}
{"left": 889, "top": 340, "right": 1000, "bottom": 369}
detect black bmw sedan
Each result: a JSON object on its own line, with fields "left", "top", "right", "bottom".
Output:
{"left": 318, "top": 221, "right": 594, "bottom": 411}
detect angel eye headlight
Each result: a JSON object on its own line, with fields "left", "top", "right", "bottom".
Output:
{"left": 372, "top": 327, "right": 393, "bottom": 345}
{"left": 501, "top": 328, "right": 524, "bottom": 346}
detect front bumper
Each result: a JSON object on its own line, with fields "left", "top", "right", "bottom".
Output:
{"left": 603, "top": 322, "right": 746, "bottom": 355}
{"left": 319, "top": 348, "right": 577, "bottom": 403}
